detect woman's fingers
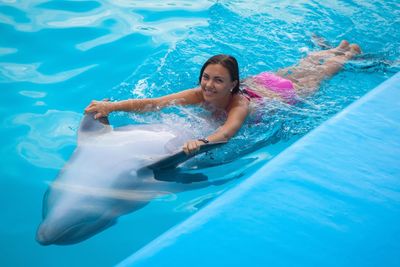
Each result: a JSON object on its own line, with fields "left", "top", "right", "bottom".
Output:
{"left": 84, "top": 100, "right": 98, "bottom": 113}
{"left": 183, "top": 140, "right": 202, "bottom": 155}
{"left": 192, "top": 142, "right": 200, "bottom": 152}
{"left": 84, "top": 100, "right": 109, "bottom": 119}
{"left": 94, "top": 112, "right": 103, "bottom": 119}
{"left": 84, "top": 105, "right": 94, "bottom": 113}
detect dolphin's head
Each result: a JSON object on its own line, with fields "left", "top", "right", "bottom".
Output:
{"left": 35, "top": 184, "right": 124, "bottom": 246}
{"left": 35, "top": 169, "right": 151, "bottom": 246}
{"left": 35, "top": 114, "right": 183, "bottom": 245}
{"left": 36, "top": 114, "right": 125, "bottom": 245}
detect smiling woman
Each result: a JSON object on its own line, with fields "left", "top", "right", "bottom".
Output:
{"left": 85, "top": 54, "right": 250, "bottom": 155}
{"left": 85, "top": 41, "right": 360, "bottom": 155}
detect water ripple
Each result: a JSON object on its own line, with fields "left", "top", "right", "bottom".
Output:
{"left": 0, "top": 62, "right": 97, "bottom": 84}
{"left": 1, "top": 0, "right": 212, "bottom": 51}
{"left": 12, "top": 110, "right": 81, "bottom": 169}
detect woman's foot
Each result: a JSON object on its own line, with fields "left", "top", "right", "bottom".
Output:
{"left": 330, "top": 40, "right": 351, "bottom": 56}
{"left": 350, "top": 44, "right": 361, "bottom": 54}
{"left": 320, "top": 40, "right": 361, "bottom": 58}
{"left": 311, "top": 40, "right": 350, "bottom": 58}
{"left": 344, "top": 43, "right": 362, "bottom": 59}
{"left": 337, "top": 40, "right": 350, "bottom": 50}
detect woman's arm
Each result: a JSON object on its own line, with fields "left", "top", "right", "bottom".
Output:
{"left": 84, "top": 88, "right": 203, "bottom": 119}
{"left": 183, "top": 95, "right": 250, "bottom": 154}
{"left": 208, "top": 97, "right": 249, "bottom": 142}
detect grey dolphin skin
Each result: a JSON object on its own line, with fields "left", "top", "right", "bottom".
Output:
{"left": 36, "top": 114, "right": 226, "bottom": 245}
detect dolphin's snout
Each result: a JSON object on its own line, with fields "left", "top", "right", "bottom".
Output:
{"left": 36, "top": 223, "right": 54, "bottom": 246}
{"left": 36, "top": 220, "right": 76, "bottom": 246}
{"left": 36, "top": 220, "right": 84, "bottom": 246}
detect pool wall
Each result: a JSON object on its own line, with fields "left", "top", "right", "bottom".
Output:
{"left": 118, "top": 72, "right": 400, "bottom": 267}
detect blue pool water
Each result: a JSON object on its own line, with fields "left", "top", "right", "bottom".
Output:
{"left": 0, "top": 1, "right": 399, "bottom": 266}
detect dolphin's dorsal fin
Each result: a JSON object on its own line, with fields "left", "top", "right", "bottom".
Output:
{"left": 78, "top": 113, "right": 111, "bottom": 139}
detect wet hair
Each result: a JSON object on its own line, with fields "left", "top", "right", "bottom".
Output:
{"left": 198, "top": 54, "right": 240, "bottom": 94}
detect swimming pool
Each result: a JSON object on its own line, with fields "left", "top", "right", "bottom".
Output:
{"left": 0, "top": 1, "right": 399, "bottom": 266}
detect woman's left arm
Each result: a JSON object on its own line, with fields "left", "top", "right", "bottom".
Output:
{"left": 183, "top": 95, "right": 250, "bottom": 154}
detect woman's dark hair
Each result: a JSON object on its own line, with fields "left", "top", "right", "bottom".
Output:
{"left": 198, "top": 54, "right": 240, "bottom": 94}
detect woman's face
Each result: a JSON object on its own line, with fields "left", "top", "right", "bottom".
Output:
{"left": 200, "top": 63, "right": 237, "bottom": 105}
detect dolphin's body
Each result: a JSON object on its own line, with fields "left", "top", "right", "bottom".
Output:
{"left": 36, "top": 114, "right": 215, "bottom": 245}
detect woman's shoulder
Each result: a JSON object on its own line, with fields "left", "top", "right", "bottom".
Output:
{"left": 233, "top": 92, "right": 250, "bottom": 105}
{"left": 227, "top": 92, "right": 250, "bottom": 112}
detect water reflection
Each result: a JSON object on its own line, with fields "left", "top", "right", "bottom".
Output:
{"left": 0, "top": 62, "right": 96, "bottom": 84}
{"left": 1, "top": 0, "right": 212, "bottom": 50}
{"left": 13, "top": 110, "right": 81, "bottom": 169}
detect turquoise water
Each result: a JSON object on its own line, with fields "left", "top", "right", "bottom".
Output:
{"left": 1, "top": 1, "right": 399, "bottom": 266}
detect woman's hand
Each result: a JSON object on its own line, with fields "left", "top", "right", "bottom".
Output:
{"left": 182, "top": 139, "right": 206, "bottom": 155}
{"left": 84, "top": 100, "right": 114, "bottom": 119}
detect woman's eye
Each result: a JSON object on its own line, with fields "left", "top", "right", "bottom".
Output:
{"left": 216, "top": 79, "right": 223, "bottom": 83}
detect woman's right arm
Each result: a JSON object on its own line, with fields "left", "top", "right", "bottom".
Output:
{"left": 84, "top": 88, "right": 203, "bottom": 119}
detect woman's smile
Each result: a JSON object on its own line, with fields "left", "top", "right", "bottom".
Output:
{"left": 200, "top": 63, "right": 235, "bottom": 104}
{"left": 202, "top": 87, "right": 217, "bottom": 97}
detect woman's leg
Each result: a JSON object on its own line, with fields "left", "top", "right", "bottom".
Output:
{"left": 277, "top": 40, "right": 361, "bottom": 96}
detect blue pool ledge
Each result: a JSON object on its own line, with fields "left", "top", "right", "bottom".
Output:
{"left": 118, "top": 72, "right": 400, "bottom": 267}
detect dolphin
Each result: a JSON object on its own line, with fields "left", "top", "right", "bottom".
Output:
{"left": 36, "top": 113, "right": 226, "bottom": 245}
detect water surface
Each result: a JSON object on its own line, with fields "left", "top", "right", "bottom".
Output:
{"left": 0, "top": 0, "right": 399, "bottom": 266}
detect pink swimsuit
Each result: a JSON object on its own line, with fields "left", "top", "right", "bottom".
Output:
{"left": 243, "top": 72, "right": 297, "bottom": 104}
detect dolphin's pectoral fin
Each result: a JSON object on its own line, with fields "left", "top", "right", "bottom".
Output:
{"left": 153, "top": 168, "right": 208, "bottom": 183}
{"left": 78, "top": 113, "right": 111, "bottom": 136}
{"left": 147, "top": 141, "right": 228, "bottom": 183}
{"left": 147, "top": 141, "right": 228, "bottom": 170}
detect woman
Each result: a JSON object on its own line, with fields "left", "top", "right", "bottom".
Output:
{"left": 85, "top": 40, "right": 360, "bottom": 154}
